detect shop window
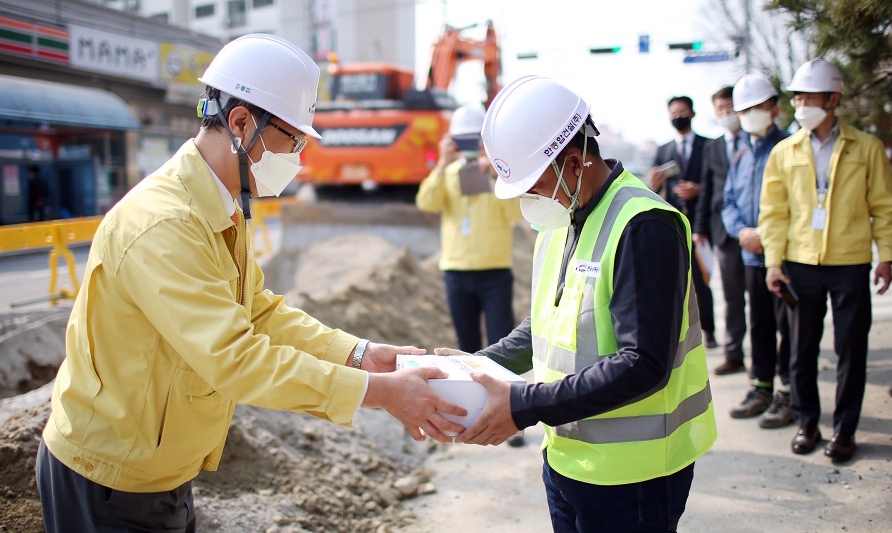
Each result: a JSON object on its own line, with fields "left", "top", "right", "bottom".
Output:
{"left": 195, "top": 4, "right": 215, "bottom": 18}
{"left": 227, "top": 0, "right": 247, "bottom": 28}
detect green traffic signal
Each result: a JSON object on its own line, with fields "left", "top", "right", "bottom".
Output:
{"left": 590, "top": 46, "right": 621, "bottom": 54}
{"left": 668, "top": 41, "right": 704, "bottom": 51}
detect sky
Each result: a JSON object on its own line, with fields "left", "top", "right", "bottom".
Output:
{"left": 414, "top": 0, "right": 749, "bottom": 146}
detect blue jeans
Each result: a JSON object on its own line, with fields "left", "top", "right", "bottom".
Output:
{"left": 443, "top": 269, "right": 515, "bottom": 352}
{"left": 542, "top": 451, "right": 694, "bottom": 532}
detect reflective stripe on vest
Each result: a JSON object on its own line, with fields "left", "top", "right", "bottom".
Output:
{"left": 529, "top": 170, "right": 716, "bottom": 485}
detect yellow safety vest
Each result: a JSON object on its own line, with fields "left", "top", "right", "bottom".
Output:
{"left": 531, "top": 169, "right": 717, "bottom": 485}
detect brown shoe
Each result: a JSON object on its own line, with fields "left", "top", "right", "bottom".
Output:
{"left": 714, "top": 357, "right": 746, "bottom": 376}
{"left": 791, "top": 426, "right": 822, "bottom": 455}
{"left": 824, "top": 433, "right": 856, "bottom": 463}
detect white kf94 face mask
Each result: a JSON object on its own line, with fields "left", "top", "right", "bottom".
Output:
{"left": 739, "top": 108, "right": 774, "bottom": 136}
{"left": 794, "top": 106, "right": 828, "bottom": 132}
{"left": 247, "top": 116, "right": 303, "bottom": 197}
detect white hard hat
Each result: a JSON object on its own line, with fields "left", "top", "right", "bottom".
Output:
{"left": 733, "top": 73, "right": 779, "bottom": 112}
{"left": 482, "top": 76, "right": 592, "bottom": 199}
{"left": 449, "top": 104, "right": 486, "bottom": 136}
{"left": 199, "top": 33, "right": 322, "bottom": 139}
{"left": 787, "top": 58, "right": 843, "bottom": 94}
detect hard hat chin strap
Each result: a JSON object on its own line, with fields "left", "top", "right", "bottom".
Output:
{"left": 209, "top": 88, "right": 272, "bottom": 220}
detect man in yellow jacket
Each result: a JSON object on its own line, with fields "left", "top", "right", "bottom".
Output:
{"left": 35, "top": 34, "right": 465, "bottom": 532}
{"left": 760, "top": 58, "right": 892, "bottom": 463}
{"left": 416, "top": 103, "right": 522, "bottom": 354}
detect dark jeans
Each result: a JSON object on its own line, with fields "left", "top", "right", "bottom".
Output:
{"left": 542, "top": 451, "right": 695, "bottom": 533}
{"left": 785, "top": 261, "right": 871, "bottom": 435}
{"left": 691, "top": 244, "right": 715, "bottom": 334}
{"left": 443, "top": 268, "right": 515, "bottom": 353}
{"left": 716, "top": 239, "right": 747, "bottom": 360}
{"left": 37, "top": 439, "right": 196, "bottom": 533}
{"left": 745, "top": 265, "right": 790, "bottom": 385}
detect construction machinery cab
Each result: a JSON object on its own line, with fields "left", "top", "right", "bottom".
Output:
{"left": 298, "top": 21, "right": 499, "bottom": 194}
{"left": 319, "top": 64, "right": 456, "bottom": 112}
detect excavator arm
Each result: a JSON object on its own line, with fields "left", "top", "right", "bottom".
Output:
{"left": 426, "top": 20, "right": 501, "bottom": 107}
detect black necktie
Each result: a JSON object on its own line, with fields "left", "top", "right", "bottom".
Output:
{"left": 678, "top": 138, "right": 687, "bottom": 174}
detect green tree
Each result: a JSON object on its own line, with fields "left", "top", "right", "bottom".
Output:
{"left": 768, "top": 0, "right": 892, "bottom": 142}
{"left": 700, "top": 0, "right": 811, "bottom": 128}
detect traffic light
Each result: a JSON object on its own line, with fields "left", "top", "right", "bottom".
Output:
{"left": 590, "top": 46, "right": 621, "bottom": 54}
{"left": 668, "top": 41, "right": 703, "bottom": 51}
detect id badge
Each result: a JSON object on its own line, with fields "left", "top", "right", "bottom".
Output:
{"left": 812, "top": 207, "right": 827, "bottom": 230}
{"left": 461, "top": 217, "right": 471, "bottom": 236}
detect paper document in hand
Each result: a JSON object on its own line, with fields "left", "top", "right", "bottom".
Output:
{"left": 695, "top": 243, "right": 715, "bottom": 284}
{"left": 396, "top": 354, "right": 527, "bottom": 433}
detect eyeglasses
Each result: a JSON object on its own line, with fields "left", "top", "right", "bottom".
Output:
{"left": 266, "top": 120, "right": 307, "bottom": 154}
{"left": 790, "top": 93, "right": 827, "bottom": 107}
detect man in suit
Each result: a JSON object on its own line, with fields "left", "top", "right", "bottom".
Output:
{"left": 694, "top": 87, "right": 748, "bottom": 374}
{"left": 647, "top": 96, "right": 717, "bottom": 348}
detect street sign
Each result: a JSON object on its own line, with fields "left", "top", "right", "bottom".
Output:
{"left": 682, "top": 51, "right": 732, "bottom": 63}
{"left": 638, "top": 34, "right": 650, "bottom": 53}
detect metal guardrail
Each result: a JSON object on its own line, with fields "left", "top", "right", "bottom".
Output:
{"left": 0, "top": 197, "right": 294, "bottom": 306}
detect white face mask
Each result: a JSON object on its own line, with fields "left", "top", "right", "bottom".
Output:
{"left": 246, "top": 117, "right": 303, "bottom": 197}
{"left": 739, "top": 108, "right": 774, "bottom": 136}
{"left": 520, "top": 192, "right": 572, "bottom": 232}
{"left": 794, "top": 106, "right": 828, "bottom": 132}
{"left": 519, "top": 153, "right": 583, "bottom": 232}
{"left": 717, "top": 113, "right": 740, "bottom": 133}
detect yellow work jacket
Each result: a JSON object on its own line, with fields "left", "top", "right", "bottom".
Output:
{"left": 44, "top": 140, "right": 366, "bottom": 492}
{"left": 416, "top": 159, "right": 522, "bottom": 270}
{"left": 759, "top": 122, "right": 892, "bottom": 267}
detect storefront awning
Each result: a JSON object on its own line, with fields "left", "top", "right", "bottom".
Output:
{"left": 0, "top": 74, "right": 140, "bottom": 130}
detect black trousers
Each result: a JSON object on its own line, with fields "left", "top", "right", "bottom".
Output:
{"left": 784, "top": 261, "right": 871, "bottom": 435}
{"left": 36, "top": 439, "right": 197, "bottom": 533}
{"left": 745, "top": 265, "right": 790, "bottom": 385}
{"left": 691, "top": 244, "right": 716, "bottom": 334}
{"left": 716, "top": 239, "right": 747, "bottom": 360}
{"left": 443, "top": 268, "right": 515, "bottom": 353}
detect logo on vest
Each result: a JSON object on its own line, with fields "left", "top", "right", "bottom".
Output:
{"left": 574, "top": 260, "right": 601, "bottom": 278}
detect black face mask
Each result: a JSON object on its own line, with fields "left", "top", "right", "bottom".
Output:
{"left": 671, "top": 116, "right": 692, "bottom": 132}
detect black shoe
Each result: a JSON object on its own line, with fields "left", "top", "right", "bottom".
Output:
{"left": 703, "top": 331, "right": 718, "bottom": 349}
{"left": 824, "top": 433, "right": 856, "bottom": 462}
{"left": 507, "top": 434, "right": 525, "bottom": 448}
{"left": 714, "top": 357, "right": 746, "bottom": 376}
{"left": 791, "top": 426, "right": 822, "bottom": 455}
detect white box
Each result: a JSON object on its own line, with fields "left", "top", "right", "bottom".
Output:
{"left": 396, "top": 354, "right": 527, "bottom": 431}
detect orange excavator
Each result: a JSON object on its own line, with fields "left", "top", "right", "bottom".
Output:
{"left": 297, "top": 21, "right": 500, "bottom": 193}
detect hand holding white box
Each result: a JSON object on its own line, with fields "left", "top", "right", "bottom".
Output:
{"left": 396, "top": 354, "right": 527, "bottom": 434}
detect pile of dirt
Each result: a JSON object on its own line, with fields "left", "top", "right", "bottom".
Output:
{"left": 0, "top": 225, "right": 537, "bottom": 532}
{"left": 0, "top": 311, "right": 68, "bottom": 398}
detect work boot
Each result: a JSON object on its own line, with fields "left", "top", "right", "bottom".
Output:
{"left": 758, "top": 390, "right": 793, "bottom": 428}
{"left": 729, "top": 386, "right": 772, "bottom": 419}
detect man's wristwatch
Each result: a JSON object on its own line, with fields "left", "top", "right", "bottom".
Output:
{"left": 351, "top": 339, "right": 369, "bottom": 369}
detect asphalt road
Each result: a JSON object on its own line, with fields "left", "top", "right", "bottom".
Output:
{"left": 395, "top": 271, "right": 892, "bottom": 533}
